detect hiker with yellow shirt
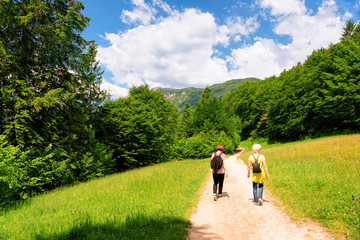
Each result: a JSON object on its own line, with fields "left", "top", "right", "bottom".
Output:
{"left": 247, "top": 144, "right": 270, "bottom": 206}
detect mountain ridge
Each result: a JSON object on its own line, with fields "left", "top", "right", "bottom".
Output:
{"left": 155, "top": 77, "right": 260, "bottom": 109}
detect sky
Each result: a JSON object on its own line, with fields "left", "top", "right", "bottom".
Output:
{"left": 81, "top": 0, "right": 360, "bottom": 99}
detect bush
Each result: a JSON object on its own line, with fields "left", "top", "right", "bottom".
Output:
{"left": 175, "top": 131, "right": 234, "bottom": 159}
{"left": 0, "top": 135, "right": 115, "bottom": 208}
{"left": 0, "top": 135, "right": 24, "bottom": 206}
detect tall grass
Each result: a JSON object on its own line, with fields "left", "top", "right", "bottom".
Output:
{"left": 0, "top": 159, "right": 210, "bottom": 240}
{"left": 241, "top": 134, "right": 360, "bottom": 239}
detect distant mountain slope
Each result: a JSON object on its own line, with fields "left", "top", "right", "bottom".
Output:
{"left": 156, "top": 78, "right": 260, "bottom": 109}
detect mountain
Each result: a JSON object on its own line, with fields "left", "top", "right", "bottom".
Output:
{"left": 155, "top": 78, "right": 260, "bottom": 109}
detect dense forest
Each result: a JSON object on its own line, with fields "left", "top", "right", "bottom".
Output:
{"left": 1, "top": 1, "right": 359, "bottom": 207}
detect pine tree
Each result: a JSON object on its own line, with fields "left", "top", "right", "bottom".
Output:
{"left": 0, "top": 0, "right": 110, "bottom": 196}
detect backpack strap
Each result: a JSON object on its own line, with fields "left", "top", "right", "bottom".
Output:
{"left": 252, "top": 154, "right": 259, "bottom": 163}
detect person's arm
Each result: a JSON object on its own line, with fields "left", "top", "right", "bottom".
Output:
{"left": 263, "top": 159, "right": 270, "bottom": 179}
{"left": 222, "top": 153, "right": 228, "bottom": 177}
{"left": 211, "top": 152, "right": 214, "bottom": 173}
{"left": 247, "top": 156, "right": 251, "bottom": 178}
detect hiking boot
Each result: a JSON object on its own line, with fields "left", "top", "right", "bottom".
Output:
{"left": 258, "top": 198, "right": 263, "bottom": 206}
{"left": 213, "top": 193, "right": 217, "bottom": 201}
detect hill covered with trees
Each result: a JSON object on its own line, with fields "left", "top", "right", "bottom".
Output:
{"left": 156, "top": 78, "right": 259, "bottom": 109}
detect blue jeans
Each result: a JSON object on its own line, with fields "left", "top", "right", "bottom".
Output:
{"left": 253, "top": 182, "right": 263, "bottom": 203}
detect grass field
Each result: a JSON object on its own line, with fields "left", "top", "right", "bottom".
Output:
{"left": 240, "top": 134, "right": 360, "bottom": 239}
{"left": 2, "top": 134, "right": 360, "bottom": 239}
{"left": 0, "top": 159, "right": 210, "bottom": 240}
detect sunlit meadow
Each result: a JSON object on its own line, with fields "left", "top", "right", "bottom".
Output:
{"left": 241, "top": 134, "right": 360, "bottom": 239}
{"left": 0, "top": 159, "right": 210, "bottom": 240}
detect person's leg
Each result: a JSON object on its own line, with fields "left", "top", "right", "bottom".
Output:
{"left": 253, "top": 182, "right": 258, "bottom": 203}
{"left": 213, "top": 174, "right": 219, "bottom": 200}
{"left": 213, "top": 174, "right": 219, "bottom": 194}
{"left": 258, "top": 183, "right": 264, "bottom": 199}
{"left": 218, "top": 174, "right": 225, "bottom": 195}
{"left": 258, "top": 183, "right": 264, "bottom": 205}
{"left": 259, "top": 183, "right": 264, "bottom": 206}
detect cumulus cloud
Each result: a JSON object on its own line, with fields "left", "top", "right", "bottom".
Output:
{"left": 121, "top": 0, "right": 174, "bottom": 25}
{"left": 100, "top": 79, "right": 129, "bottom": 99}
{"left": 227, "top": 38, "right": 284, "bottom": 79}
{"left": 258, "top": 0, "right": 307, "bottom": 15}
{"left": 121, "top": 0, "right": 156, "bottom": 25}
{"left": 97, "top": 0, "right": 349, "bottom": 94}
{"left": 226, "top": 0, "right": 346, "bottom": 79}
{"left": 98, "top": 7, "right": 255, "bottom": 89}
{"left": 225, "top": 16, "right": 260, "bottom": 42}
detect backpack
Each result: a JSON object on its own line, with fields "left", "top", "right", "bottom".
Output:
{"left": 211, "top": 152, "right": 223, "bottom": 173}
{"left": 252, "top": 154, "right": 262, "bottom": 173}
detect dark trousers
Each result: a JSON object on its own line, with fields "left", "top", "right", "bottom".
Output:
{"left": 213, "top": 173, "right": 225, "bottom": 194}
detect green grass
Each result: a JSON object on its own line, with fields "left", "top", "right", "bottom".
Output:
{"left": 0, "top": 159, "right": 210, "bottom": 240}
{"left": 240, "top": 134, "right": 360, "bottom": 239}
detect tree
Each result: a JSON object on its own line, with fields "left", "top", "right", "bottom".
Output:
{"left": 192, "top": 87, "right": 220, "bottom": 133}
{"left": 96, "top": 85, "right": 179, "bottom": 171}
{"left": 341, "top": 20, "right": 358, "bottom": 41}
{"left": 0, "top": 0, "right": 111, "bottom": 197}
{"left": 178, "top": 101, "right": 193, "bottom": 138}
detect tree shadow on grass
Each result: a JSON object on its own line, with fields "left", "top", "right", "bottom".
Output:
{"left": 35, "top": 215, "right": 189, "bottom": 240}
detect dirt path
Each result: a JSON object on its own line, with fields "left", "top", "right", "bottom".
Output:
{"left": 188, "top": 153, "right": 335, "bottom": 240}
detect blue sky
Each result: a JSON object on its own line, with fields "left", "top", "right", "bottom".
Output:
{"left": 81, "top": 0, "right": 360, "bottom": 99}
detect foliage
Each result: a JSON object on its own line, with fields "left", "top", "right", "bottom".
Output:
{"left": 178, "top": 101, "right": 194, "bottom": 138}
{"left": 174, "top": 87, "right": 241, "bottom": 159}
{"left": 0, "top": 0, "right": 112, "bottom": 204}
{"left": 175, "top": 131, "right": 234, "bottom": 159}
{"left": 0, "top": 135, "right": 28, "bottom": 206}
{"left": 96, "top": 85, "right": 179, "bottom": 171}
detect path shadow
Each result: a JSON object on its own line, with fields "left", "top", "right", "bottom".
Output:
{"left": 219, "top": 192, "right": 230, "bottom": 198}
{"left": 35, "top": 215, "right": 189, "bottom": 240}
{"left": 248, "top": 198, "right": 270, "bottom": 203}
{"left": 187, "top": 225, "right": 223, "bottom": 240}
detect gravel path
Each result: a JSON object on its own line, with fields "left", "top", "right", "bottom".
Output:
{"left": 188, "top": 153, "right": 335, "bottom": 240}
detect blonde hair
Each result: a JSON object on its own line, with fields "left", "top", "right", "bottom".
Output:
{"left": 252, "top": 144, "right": 262, "bottom": 150}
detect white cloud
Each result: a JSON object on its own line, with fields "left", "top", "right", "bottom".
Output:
{"left": 121, "top": 0, "right": 157, "bottom": 25}
{"left": 121, "top": 0, "right": 175, "bottom": 26}
{"left": 98, "top": 0, "right": 349, "bottom": 90}
{"left": 343, "top": 11, "right": 353, "bottom": 21}
{"left": 226, "top": 0, "right": 346, "bottom": 79}
{"left": 153, "top": 0, "right": 173, "bottom": 14}
{"left": 258, "top": 0, "right": 307, "bottom": 15}
{"left": 226, "top": 16, "right": 260, "bottom": 40}
{"left": 99, "top": 8, "right": 235, "bottom": 89}
{"left": 227, "top": 39, "right": 284, "bottom": 79}
{"left": 101, "top": 79, "right": 129, "bottom": 99}
{"left": 276, "top": 0, "right": 343, "bottom": 64}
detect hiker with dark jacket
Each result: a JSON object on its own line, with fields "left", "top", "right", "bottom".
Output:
{"left": 211, "top": 144, "right": 227, "bottom": 201}
{"left": 247, "top": 144, "right": 270, "bottom": 206}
